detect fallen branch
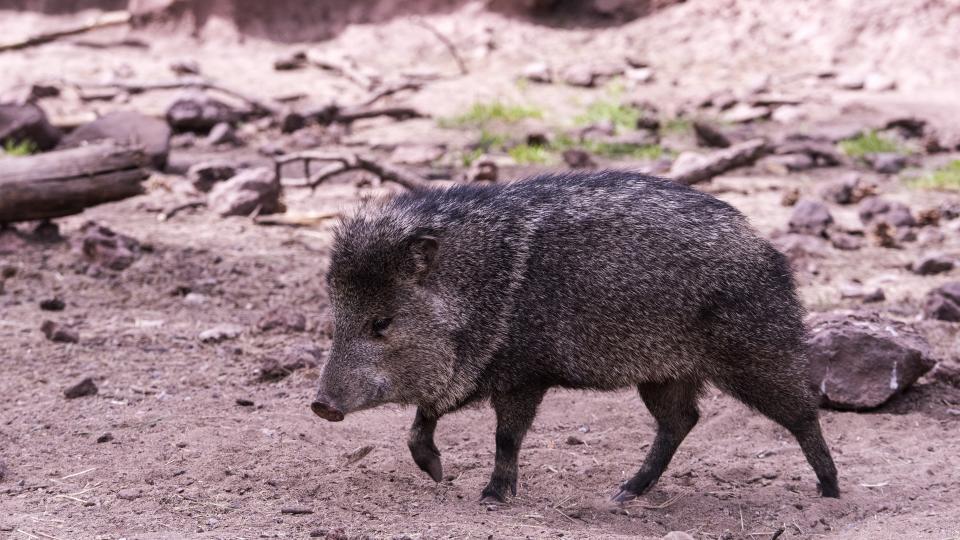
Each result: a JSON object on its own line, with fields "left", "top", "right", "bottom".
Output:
{"left": 360, "top": 81, "right": 424, "bottom": 107}
{"left": 275, "top": 152, "right": 430, "bottom": 190}
{"left": 70, "top": 78, "right": 280, "bottom": 116}
{"left": 0, "top": 11, "right": 131, "bottom": 53}
{"left": 670, "top": 138, "right": 771, "bottom": 185}
{"left": 306, "top": 104, "right": 427, "bottom": 125}
{"left": 412, "top": 18, "right": 469, "bottom": 76}
{"left": 306, "top": 53, "right": 380, "bottom": 90}
{"left": 0, "top": 141, "right": 148, "bottom": 223}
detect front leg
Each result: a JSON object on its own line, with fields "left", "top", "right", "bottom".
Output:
{"left": 480, "top": 388, "right": 546, "bottom": 503}
{"left": 408, "top": 407, "right": 443, "bottom": 482}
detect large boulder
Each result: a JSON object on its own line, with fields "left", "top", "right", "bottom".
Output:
{"left": 60, "top": 111, "right": 171, "bottom": 169}
{"left": 808, "top": 313, "right": 936, "bottom": 410}
{"left": 0, "top": 102, "right": 62, "bottom": 151}
{"left": 207, "top": 167, "right": 283, "bottom": 217}
{"left": 858, "top": 196, "right": 915, "bottom": 228}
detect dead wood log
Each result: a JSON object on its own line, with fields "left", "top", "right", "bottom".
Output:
{"left": 275, "top": 152, "right": 430, "bottom": 191}
{"left": 670, "top": 138, "right": 771, "bottom": 185}
{"left": 0, "top": 11, "right": 132, "bottom": 53}
{"left": 0, "top": 142, "right": 148, "bottom": 223}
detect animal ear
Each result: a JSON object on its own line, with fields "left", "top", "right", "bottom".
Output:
{"left": 405, "top": 235, "right": 438, "bottom": 279}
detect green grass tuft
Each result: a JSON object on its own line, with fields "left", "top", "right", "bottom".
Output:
{"left": 575, "top": 100, "right": 640, "bottom": 131}
{"left": 839, "top": 131, "right": 901, "bottom": 157}
{"left": 508, "top": 143, "right": 554, "bottom": 165}
{"left": 441, "top": 101, "right": 544, "bottom": 128}
{"left": 2, "top": 139, "right": 37, "bottom": 156}
{"left": 582, "top": 141, "right": 665, "bottom": 160}
{"left": 907, "top": 160, "right": 960, "bottom": 191}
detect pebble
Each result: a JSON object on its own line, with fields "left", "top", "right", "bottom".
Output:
{"left": 64, "top": 377, "right": 98, "bottom": 399}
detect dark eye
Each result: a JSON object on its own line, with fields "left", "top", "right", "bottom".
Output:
{"left": 371, "top": 318, "right": 392, "bottom": 336}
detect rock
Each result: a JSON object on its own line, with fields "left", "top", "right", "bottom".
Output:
{"left": 60, "top": 111, "right": 171, "bottom": 169}
{"left": 390, "top": 144, "right": 445, "bottom": 165}
{"left": 280, "top": 110, "right": 307, "bottom": 134}
{"left": 884, "top": 117, "right": 927, "bottom": 139}
{"left": 635, "top": 116, "right": 660, "bottom": 131}
{"left": 836, "top": 72, "right": 865, "bottom": 90}
{"left": 257, "top": 308, "right": 306, "bottom": 332}
{"left": 561, "top": 63, "right": 623, "bottom": 87}
{"left": 625, "top": 67, "right": 654, "bottom": 83}
{"left": 662, "top": 533, "right": 695, "bottom": 540}
{"left": 771, "top": 105, "right": 805, "bottom": 124}
{"left": 858, "top": 197, "right": 915, "bottom": 228}
{"left": 274, "top": 51, "right": 308, "bottom": 71}
{"left": 788, "top": 200, "right": 833, "bottom": 237}
{"left": 187, "top": 161, "right": 238, "bottom": 192}
{"left": 916, "top": 226, "right": 945, "bottom": 246}
{"left": 97, "top": 433, "right": 114, "bottom": 443}
{"left": 64, "top": 377, "right": 98, "bottom": 399}
{"left": 117, "top": 487, "right": 143, "bottom": 500}
{"left": 780, "top": 187, "right": 800, "bottom": 207}
{"left": 819, "top": 174, "right": 874, "bottom": 205}
{"left": 829, "top": 232, "right": 863, "bottom": 251}
{"left": 721, "top": 103, "right": 770, "bottom": 123}
{"left": 208, "top": 168, "right": 283, "bottom": 217}
{"left": 925, "top": 290, "right": 960, "bottom": 322}
{"left": 236, "top": 398, "right": 255, "bottom": 407}
{"left": 466, "top": 157, "right": 498, "bottom": 182}
{"left": 41, "top": 320, "right": 79, "bottom": 344}
{"left": 565, "top": 435, "right": 584, "bottom": 445}
{"left": 775, "top": 137, "right": 845, "bottom": 167}
{"left": 759, "top": 153, "right": 814, "bottom": 174}
{"left": 257, "top": 349, "right": 319, "bottom": 382}
{"left": 808, "top": 314, "right": 935, "bottom": 410}
{"left": 931, "top": 363, "right": 960, "bottom": 388}
{"left": 281, "top": 506, "right": 314, "bottom": 515}
{"left": 693, "top": 121, "right": 731, "bottom": 148}
{"left": 0, "top": 102, "right": 62, "bottom": 150}
{"left": 40, "top": 298, "right": 65, "bottom": 311}
{"left": 205, "top": 122, "right": 241, "bottom": 146}
{"left": 862, "top": 288, "right": 886, "bottom": 303}
{"left": 865, "top": 153, "right": 906, "bottom": 174}
{"left": 520, "top": 62, "right": 552, "bottom": 83}
{"left": 73, "top": 222, "right": 141, "bottom": 271}
{"left": 840, "top": 285, "right": 884, "bottom": 302}
{"left": 910, "top": 254, "right": 954, "bottom": 275}
{"left": 863, "top": 73, "right": 896, "bottom": 92}
{"left": 198, "top": 324, "right": 243, "bottom": 343}
{"left": 169, "top": 59, "right": 201, "bottom": 76}
{"left": 166, "top": 93, "right": 238, "bottom": 133}
{"left": 772, "top": 233, "right": 829, "bottom": 264}
{"left": 562, "top": 149, "right": 596, "bottom": 169}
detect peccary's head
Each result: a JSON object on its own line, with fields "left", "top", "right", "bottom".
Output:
{"left": 312, "top": 210, "right": 456, "bottom": 421}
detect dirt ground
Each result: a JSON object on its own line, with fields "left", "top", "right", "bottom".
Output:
{"left": 2, "top": 2, "right": 960, "bottom": 539}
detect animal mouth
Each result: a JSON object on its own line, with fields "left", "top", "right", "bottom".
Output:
{"left": 311, "top": 400, "right": 345, "bottom": 422}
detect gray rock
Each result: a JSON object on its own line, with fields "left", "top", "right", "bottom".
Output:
{"left": 187, "top": 161, "right": 238, "bottom": 192}
{"left": 207, "top": 168, "right": 283, "bottom": 217}
{"left": 205, "top": 122, "right": 241, "bottom": 146}
{"left": 721, "top": 103, "right": 771, "bottom": 123}
{"left": 257, "top": 308, "right": 306, "bottom": 332}
{"left": 0, "top": 102, "right": 62, "bottom": 150}
{"left": 42, "top": 320, "right": 79, "bottom": 344}
{"left": 863, "top": 73, "right": 896, "bottom": 91}
{"left": 760, "top": 153, "right": 815, "bottom": 174}
{"left": 166, "top": 93, "right": 238, "bottom": 133}
{"left": 520, "top": 62, "right": 552, "bottom": 83}
{"left": 858, "top": 197, "right": 915, "bottom": 228}
{"left": 865, "top": 153, "right": 906, "bottom": 174}
{"left": 117, "top": 487, "right": 143, "bottom": 500}
{"left": 836, "top": 72, "right": 865, "bottom": 90}
{"left": 911, "top": 254, "right": 954, "bottom": 275}
{"left": 64, "top": 377, "right": 98, "bottom": 399}
{"left": 60, "top": 111, "right": 171, "bottom": 169}
{"left": 280, "top": 110, "right": 306, "bottom": 134}
{"left": 808, "top": 314, "right": 935, "bottom": 410}
{"left": 788, "top": 200, "right": 833, "bottom": 237}
{"left": 562, "top": 149, "right": 596, "bottom": 169}
{"left": 73, "top": 221, "right": 141, "bottom": 271}
{"left": 198, "top": 324, "right": 243, "bottom": 343}
{"left": 693, "top": 121, "right": 731, "bottom": 148}
{"left": 819, "top": 173, "right": 873, "bottom": 205}
{"left": 829, "top": 232, "right": 863, "bottom": 251}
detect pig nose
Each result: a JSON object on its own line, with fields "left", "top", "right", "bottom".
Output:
{"left": 311, "top": 400, "right": 345, "bottom": 422}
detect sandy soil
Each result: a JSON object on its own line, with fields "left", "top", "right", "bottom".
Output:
{"left": 2, "top": 2, "right": 960, "bottom": 539}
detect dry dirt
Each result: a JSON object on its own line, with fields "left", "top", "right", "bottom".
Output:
{"left": 2, "top": 2, "right": 960, "bottom": 539}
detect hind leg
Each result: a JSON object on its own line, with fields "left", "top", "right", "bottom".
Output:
{"left": 718, "top": 371, "right": 839, "bottom": 498}
{"left": 613, "top": 379, "right": 702, "bottom": 503}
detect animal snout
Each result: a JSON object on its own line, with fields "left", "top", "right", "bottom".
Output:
{"left": 311, "top": 399, "right": 345, "bottom": 422}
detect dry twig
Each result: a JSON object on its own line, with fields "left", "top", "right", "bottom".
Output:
{"left": 275, "top": 152, "right": 430, "bottom": 191}
{"left": 0, "top": 11, "right": 131, "bottom": 52}
{"left": 412, "top": 18, "right": 469, "bottom": 75}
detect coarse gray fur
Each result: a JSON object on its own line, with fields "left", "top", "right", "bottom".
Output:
{"left": 313, "top": 170, "right": 839, "bottom": 503}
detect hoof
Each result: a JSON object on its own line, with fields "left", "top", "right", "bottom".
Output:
{"left": 611, "top": 489, "right": 638, "bottom": 504}
{"left": 409, "top": 443, "right": 443, "bottom": 483}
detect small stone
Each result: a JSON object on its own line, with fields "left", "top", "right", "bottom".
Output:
{"left": 829, "top": 232, "right": 862, "bottom": 251}
{"left": 692, "top": 122, "right": 731, "bottom": 148}
{"left": 562, "top": 149, "right": 596, "bottom": 169}
{"left": 911, "top": 254, "right": 954, "bottom": 276}
{"left": 73, "top": 221, "right": 141, "bottom": 271}
{"left": 924, "top": 282, "right": 960, "bottom": 322}
{"left": 467, "top": 157, "right": 498, "bottom": 182}
{"left": 257, "top": 308, "right": 306, "bottom": 332}
{"left": 721, "top": 103, "right": 770, "bottom": 123}
{"left": 169, "top": 59, "right": 201, "bottom": 76}
{"left": 206, "top": 122, "right": 241, "bottom": 146}
{"left": 819, "top": 173, "right": 874, "bottom": 205}
{"left": 520, "top": 62, "right": 552, "bottom": 83}
{"left": 858, "top": 197, "right": 915, "bottom": 228}
{"left": 280, "top": 506, "right": 314, "bottom": 515}
{"left": 41, "top": 320, "right": 79, "bottom": 343}
{"left": 788, "top": 200, "right": 833, "bottom": 237}
{"left": 865, "top": 153, "right": 906, "bottom": 174}
{"left": 780, "top": 188, "right": 800, "bottom": 207}
{"left": 236, "top": 398, "right": 255, "bottom": 407}
{"left": 64, "top": 377, "right": 98, "bottom": 399}
{"left": 166, "top": 93, "right": 238, "bottom": 133}
{"left": 279, "top": 111, "right": 306, "bottom": 134}
{"left": 565, "top": 435, "right": 584, "bottom": 445}
{"left": 759, "top": 153, "right": 814, "bottom": 174}
{"left": 862, "top": 288, "right": 885, "bottom": 303}
{"left": 771, "top": 105, "right": 805, "bottom": 124}
{"left": 836, "top": 72, "right": 865, "bottom": 90}
{"left": 208, "top": 168, "right": 283, "bottom": 217}
{"left": 96, "top": 433, "right": 114, "bottom": 443}
{"left": 662, "top": 532, "right": 695, "bottom": 540}
{"left": 117, "top": 487, "right": 142, "bottom": 500}
{"left": 917, "top": 226, "right": 945, "bottom": 246}
{"left": 39, "top": 298, "right": 65, "bottom": 311}
{"left": 274, "top": 51, "right": 308, "bottom": 71}
{"left": 863, "top": 73, "right": 896, "bottom": 91}
{"left": 198, "top": 324, "right": 243, "bottom": 343}
{"left": 187, "top": 161, "right": 238, "bottom": 192}
{"left": 625, "top": 67, "right": 654, "bottom": 83}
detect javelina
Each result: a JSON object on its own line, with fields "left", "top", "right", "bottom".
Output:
{"left": 312, "top": 171, "right": 839, "bottom": 503}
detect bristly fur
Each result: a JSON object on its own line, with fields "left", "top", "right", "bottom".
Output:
{"left": 317, "top": 170, "right": 839, "bottom": 503}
